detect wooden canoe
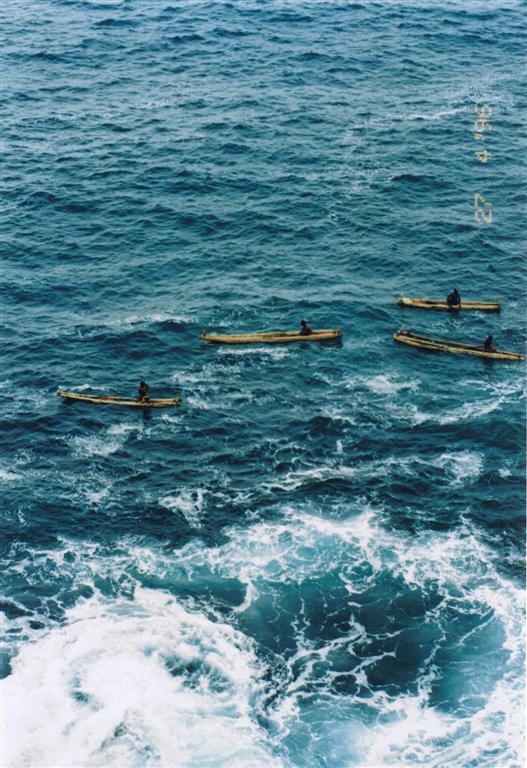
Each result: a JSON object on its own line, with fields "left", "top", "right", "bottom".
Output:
{"left": 57, "top": 391, "right": 182, "bottom": 407}
{"left": 200, "top": 329, "right": 342, "bottom": 344}
{"left": 393, "top": 330, "right": 524, "bottom": 361}
{"left": 398, "top": 297, "right": 501, "bottom": 312}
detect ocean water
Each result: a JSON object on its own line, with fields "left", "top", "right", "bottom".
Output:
{"left": 1, "top": 0, "right": 525, "bottom": 766}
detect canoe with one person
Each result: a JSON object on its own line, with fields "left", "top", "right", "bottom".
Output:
{"left": 393, "top": 329, "right": 524, "bottom": 361}
{"left": 57, "top": 390, "right": 182, "bottom": 407}
{"left": 200, "top": 326, "right": 342, "bottom": 344}
{"left": 397, "top": 296, "right": 501, "bottom": 312}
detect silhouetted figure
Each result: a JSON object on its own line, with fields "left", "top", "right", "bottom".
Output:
{"left": 447, "top": 289, "right": 461, "bottom": 308}
{"left": 137, "top": 381, "right": 150, "bottom": 402}
{"left": 300, "top": 320, "right": 313, "bottom": 336}
{"left": 483, "top": 335, "right": 496, "bottom": 353}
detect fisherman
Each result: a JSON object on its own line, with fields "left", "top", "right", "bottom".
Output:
{"left": 446, "top": 288, "right": 461, "bottom": 308}
{"left": 300, "top": 320, "right": 313, "bottom": 336}
{"left": 483, "top": 335, "right": 496, "bottom": 352}
{"left": 137, "top": 381, "right": 150, "bottom": 402}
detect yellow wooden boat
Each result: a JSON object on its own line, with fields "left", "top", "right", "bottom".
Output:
{"left": 398, "top": 297, "right": 501, "bottom": 312}
{"left": 200, "top": 329, "right": 342, "bottom": 344}
{"left": 57, "top": 391, "right": 182, "bottom": 407}
{"left": 394, "top": 330, "right": 524, "bottom": 361}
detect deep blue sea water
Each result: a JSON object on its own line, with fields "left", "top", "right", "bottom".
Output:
{"left": 1, "top": 0, "right": 525, "bottom": 766}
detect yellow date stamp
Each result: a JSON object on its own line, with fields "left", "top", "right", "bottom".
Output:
{"left": 473, "top": 104, "right": 492, "bottom": 223}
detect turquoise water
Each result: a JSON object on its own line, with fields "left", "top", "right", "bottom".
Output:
{"left": 1, "top": 1, "right": 525, "bottom": 766}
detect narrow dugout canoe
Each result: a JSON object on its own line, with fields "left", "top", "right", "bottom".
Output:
{"left": 57, "top": 391, "right": 182, "bottom": 407}
{"left": 201, "top": 329, "right": 342, "bottom": 344}
{"left": 393, "top": 330, "right": 524, "bottom": 361}
{"left": 398, "top": 297, "right": 501, "bottom": 312}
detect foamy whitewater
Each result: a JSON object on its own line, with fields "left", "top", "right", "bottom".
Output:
{"left": 1, "top": 0, "right": 525, "bottom": 766}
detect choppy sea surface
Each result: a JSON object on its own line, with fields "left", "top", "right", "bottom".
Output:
{"left": 1, "top": 1, "right": 525, "bottom": 766}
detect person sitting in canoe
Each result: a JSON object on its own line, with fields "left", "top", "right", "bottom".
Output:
{"left": 483, "top": 335, "right": 496, "bottom": 352}
{"left": 446, "top": 288, "right": 461, "bottom": 308}
{"left": 300, "top": 320, "right": 313, "bottom": 336}
{"left": 137, "top": 381, "right": 150, "bottom": 402}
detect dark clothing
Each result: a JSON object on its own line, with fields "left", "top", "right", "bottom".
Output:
{"left": 137, "top": 383, "right": 149, "bottom": 401}
{"left": 300, "top": 323, "right": 313, "bottom": 336}
{"left": 483, "top": 336, "right": 496, "bottom": 352}
{"left": 447, "top": 290, "right": 461, "bottom": 307}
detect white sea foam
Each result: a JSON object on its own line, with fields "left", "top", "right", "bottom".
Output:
{"left": 159, "top": 489, "right": 205, "bottom": 528}
{"left": 345, "top": 373, "right": 419, "bottom": 396}
{"left": 86, "top": 0, "right": 124, "bottom": 6}
{"left": 435, "top": 450, "right": 483, "bottom": 485}
{"left": 2, "top": 589, "right": 284, "bottom": 768}
{"left": 56, "top": 383, "right": 96, "bottom": 395}
{"left": 0, "top": 468, "right": 23, "bottom": 483}
{"left": 1, "top": 451, "right": 34, "bottom": 483}
{"left": 107, "top": 422, "right": 143, "bottom": 438}
{"left": 3, "top": 386, "right": 48, "bottom": 411}
{"left": 360, "top": 612, "right": 524, "bottom": 768}
{"left": 320, "top": 405, "right": 356, "bottom": 425}
{"left": 436, "top": 398, "right": 509, "bottom": 425}
{"left": 4, "top": 501, "right": 523, "bottom": 767}
{"left": 170, "top": 362, "right": 239, "bottom": 409}
{"left": 267, "top": 450, "right": 483, "bottom": 492}
{"left": 396, "top": 378, "right": 524, "bottom": 426}
{"left": 94, "top": 312, "right": 192, "bottom": 329}
{"left": 186, "top": 394, "right": 212, "bottom": 410}
{"left": 84, "top": 486, "right": 111, "bottom": 505}
{"left": 160, "top": 412, "right": 183, "bottom": 424}
{"left": 217, "top": 346, "right": 291, "bottom": 360}
{"left": 68, "top": 423, "right": 143, "bottom": 458}
{"left": 171, "top": 370, "right": 208, "bottom": 386}
{"left": 171, "top": 507, "right": 524, "bottom": 767}
{"left": 407, "top": 106, "right": 469, "bottom": 121}
{"left": 69, "top": 434, "right": 124, "bottom": 458}
{"left": 172, "top": 363, "right": 242, "bottom": 386}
